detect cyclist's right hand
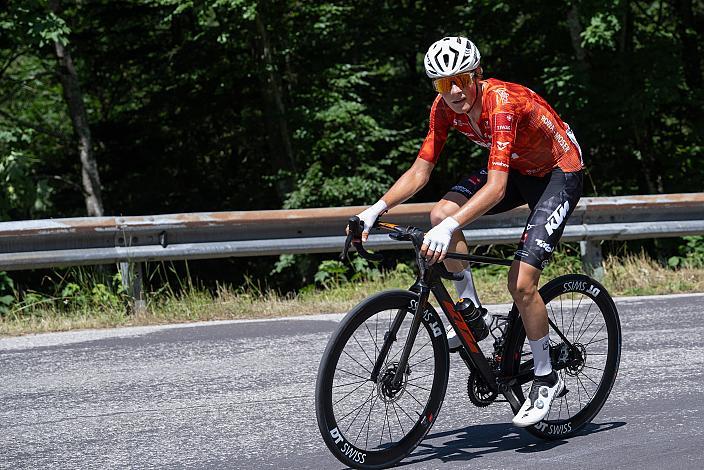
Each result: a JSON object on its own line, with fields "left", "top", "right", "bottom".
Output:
{"left": 348, "top": 200, "right": 387, "bottom": 241}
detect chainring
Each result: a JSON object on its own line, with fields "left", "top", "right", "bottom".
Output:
{"left": 467, "top": 369, "right": 498, "bottom": 407}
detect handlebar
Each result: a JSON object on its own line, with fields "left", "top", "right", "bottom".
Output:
{"left": 340, "top": 216, "right": 463, "bottom": 281}
{"left": 340, "top": 216, "right": 384, "bottom": 262}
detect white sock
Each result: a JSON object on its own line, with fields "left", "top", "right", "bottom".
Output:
{"left": 452, "top": 267, "right": 481, "bottom": 307}
{"left": 529, "top": 334, "right": 552, "bottom": 377}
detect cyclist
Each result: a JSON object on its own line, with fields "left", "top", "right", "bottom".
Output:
{"left": 351, "top": 36, "right": 583, "bottom": 427}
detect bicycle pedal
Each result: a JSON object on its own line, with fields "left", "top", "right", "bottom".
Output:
{"left": 558, "top": 387, "right": 569, "bottom": 398}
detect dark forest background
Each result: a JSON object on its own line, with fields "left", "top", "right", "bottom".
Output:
{"left": 1, "top": 0, "right": 702, "bottom": 292}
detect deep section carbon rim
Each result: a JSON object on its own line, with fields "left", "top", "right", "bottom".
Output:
{"left": 505, "top": 275, "right": 621, "bottom": 439}
{"left": 316, "top": 291, "right": 449, "bottom": 469}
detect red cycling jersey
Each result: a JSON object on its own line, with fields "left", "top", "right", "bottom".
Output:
{"left": 417, "top": 78, "right": 584, "bottom": 177}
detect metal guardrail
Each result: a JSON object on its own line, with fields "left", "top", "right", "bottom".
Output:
{"left": 1, "top": 192, "right": 702, "bottom": 307}
{"left": 1, "top": 193, "right": 703, "bottom": 271}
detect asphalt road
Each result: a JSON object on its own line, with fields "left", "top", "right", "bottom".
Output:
{"left": 1, "top": 293, "right": 703, "bottom": 469}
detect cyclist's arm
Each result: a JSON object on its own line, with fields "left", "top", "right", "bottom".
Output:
{"left": 378, "top": 157, "right": 435, "bottom": 209}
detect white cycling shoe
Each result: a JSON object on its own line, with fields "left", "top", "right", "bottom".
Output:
{"left": 512, "top": 371, "right": 564, "bottom": 428}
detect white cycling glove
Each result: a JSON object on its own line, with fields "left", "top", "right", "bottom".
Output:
{"left": 423, "top": 216, "right": 460, "bottom": 255}
{"left": 356, "top": 200, "right": 388, "bottom": 238}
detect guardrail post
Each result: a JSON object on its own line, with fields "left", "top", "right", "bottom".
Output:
{"left": 580, "top": 240, "right": 605, "bottom": 281}
{"left": 119, "top": 262, "right": 146, "bottom": 313}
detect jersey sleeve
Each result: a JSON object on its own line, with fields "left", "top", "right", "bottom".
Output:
{"left": 486, "top": 88, "right": 520, "bottom": 173}
{"left": 417, "top": 96, "right": 451, "bottom": 165}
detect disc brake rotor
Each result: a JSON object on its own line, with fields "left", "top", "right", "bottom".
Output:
{"left": 377, "top": 362, "right": 410, "bottom": 404}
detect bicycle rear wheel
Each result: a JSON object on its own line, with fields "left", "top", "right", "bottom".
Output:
{"left": 315, "top": 290, "right": 449, "bottom": 469}
{"left": 502, "top": 274, "right": 621, "bottom": 439}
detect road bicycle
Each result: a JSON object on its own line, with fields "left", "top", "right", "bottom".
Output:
{"left": 315, "top": 217, "right": 622, "bottom": 469}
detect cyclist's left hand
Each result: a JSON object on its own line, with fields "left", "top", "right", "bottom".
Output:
{"left": 421, "top": 217, "right": 460, "bottom": 264}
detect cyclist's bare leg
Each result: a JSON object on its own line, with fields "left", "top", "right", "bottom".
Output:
{"left": 507, "top": 260, "right": 548, "bottom": 339}
{"left": 430, "top": 192, "right": 470, "bottom": 273}
{"left": 508, "top": 259, "right": 564, "bottom": 427}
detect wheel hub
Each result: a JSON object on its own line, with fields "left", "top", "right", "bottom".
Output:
{"left": 377, "top": 363, "right": 409, "bottom": 403}
{"left": 566, "top": 342, "right": 587, "bottom": 376}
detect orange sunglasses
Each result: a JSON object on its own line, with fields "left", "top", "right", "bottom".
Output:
{"left": 432, "top": 73, "right": 474, "bottom": 93}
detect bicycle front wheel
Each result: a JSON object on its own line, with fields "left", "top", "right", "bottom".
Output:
{"left": 502, "top": 274, "right": 621, "bottom": 440}
{"left": 315, "top": 290, "right": 449, "bottom": 469}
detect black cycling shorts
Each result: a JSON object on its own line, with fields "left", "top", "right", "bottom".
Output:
{"left": 448, "top": 168, "right": 583, "bottom": 270}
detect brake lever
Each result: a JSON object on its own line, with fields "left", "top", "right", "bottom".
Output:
{"left": 352, "top": 240, "right": 384, "bottom": 261}
{"left": 340, "top": 215, "right": 364, "bottom": 261}
{"left": 340, "top": 215, "right": 384, "bottom": 262}
{"left": 339, "top": 231, "right": 354, "bottom": 261}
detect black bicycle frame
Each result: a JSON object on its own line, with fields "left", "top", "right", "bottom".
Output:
{"left": 349, "top": 218, "right": 578, "bottom": 412}
{"left": 368, "top": 250, "right": 523, "bottom": 407}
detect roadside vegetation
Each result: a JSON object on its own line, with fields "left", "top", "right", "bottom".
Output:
{"left": 1, "top": 238, "right": 702, "bottom": 337}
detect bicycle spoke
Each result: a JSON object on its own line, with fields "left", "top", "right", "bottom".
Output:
{"left": 407, "top": 371, "right": 435, "bottom": 382}
{"left": 558, "top": 371, "right": 565, "bottom": 420}
{"left": 409, "top": 354, "right": 434, "bottom": 369}
{"left": 334, "top": 380, "right": 370, "bottom": 407}
{"left": 583, "top": 323, "right": 606, "bottom": 346}
{"left": 387, "top": 329, "right": 431, "bottom": 365}
{"left": 404, "top": 388, "right": 426, "bottom": 409}
{"left": 548, "top": 303, "right": 558, "bottom": 329}
{"left": 341, "top": 387, "right": 376, "bottom": 433}
{"left": 364, "top": 321, "right": 380, "bottom": 361}
{"left": 405, "top": 382, "right": 432, "bottom": 393}
{"left": 407, "top": 337, "right": 432, "bottom": 362}
{"left": 333, "top": 378, "right": 369, "bottom": 389}
{"left": 575, "top": 302, "right": 595, "bottom": 341}
{"left": 576, "top": 374, "right": 594, "bottom": 401}
{"left": 352, "top": 333, "right": 376, "bottom": 368}
{"left": 576, "top": 372, "right": 582, "bottom": 408}
{"left": 336, "top": 368, "right": 370, "bottom": 381}
{"left": 565, "top": 294, "right": 584, "bottom": 340}
{"left": 391, "top": 401, "right": 406, "bottom": 436}
{"left": 580, "top": 370, "right": 601, "bottom": 388}
{"left": 584, "top": 336, "right": 609, "bottom": 346}
{"left": 342, "top": 349, "right": 373, "bottom": 376}
{"left": 359, "top": 392, "right": 379, "bottom": 449}
{"left": 395, "top": 398, "right": 419, "bottom": 424}
{"left": 562, "top": 293, "right": 566, "bottom": 337}
{"left": 575, "top": 312, "right": 599, "bottom": 344}
{"left": 380, "top": 402, "right": 391, "bottom": 446}
{"left": 582, "top": 364, "right": 605, "bottom": 373}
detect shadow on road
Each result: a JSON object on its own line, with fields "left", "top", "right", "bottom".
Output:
{"left": 398, "top": 420, "right": 626, "bottom": 467}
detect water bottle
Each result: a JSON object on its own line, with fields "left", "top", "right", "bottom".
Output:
{"left": 455, "top": 298, "right": 489, "bottom": 341}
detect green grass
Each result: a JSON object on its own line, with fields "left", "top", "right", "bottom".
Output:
{"left": 1, "top": 251, "right": 702, "bottom": 337}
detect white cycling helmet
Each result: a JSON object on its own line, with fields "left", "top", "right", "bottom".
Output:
{"left": 424, "top": 36, "right": 481, "bottom": 78}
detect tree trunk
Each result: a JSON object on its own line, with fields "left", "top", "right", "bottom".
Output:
{"left": 566, "top": 4, "right": 589, "bottom": 69}
{"left": 673, "top": 0, "right": 703, "bottom": 91}
{"left": 253, "top": 6, "right": 296, "bottom": 204}
{"left": 49, "top": 1, "right": 104, "bottom": 216}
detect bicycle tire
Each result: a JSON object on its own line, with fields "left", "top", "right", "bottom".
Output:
{"left": 315, "top": 290, "right": 449, "bottom": 469}
{"left": 502, "top": 274, "right": 621, "bottom": 440}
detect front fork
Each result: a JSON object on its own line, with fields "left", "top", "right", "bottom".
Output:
{"left": 370, "top": 284, "right": 431, "bottom": 385}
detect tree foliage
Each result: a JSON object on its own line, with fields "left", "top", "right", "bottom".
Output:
{"left": 0, "top": 0, "right": 702, "bottom": 289}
